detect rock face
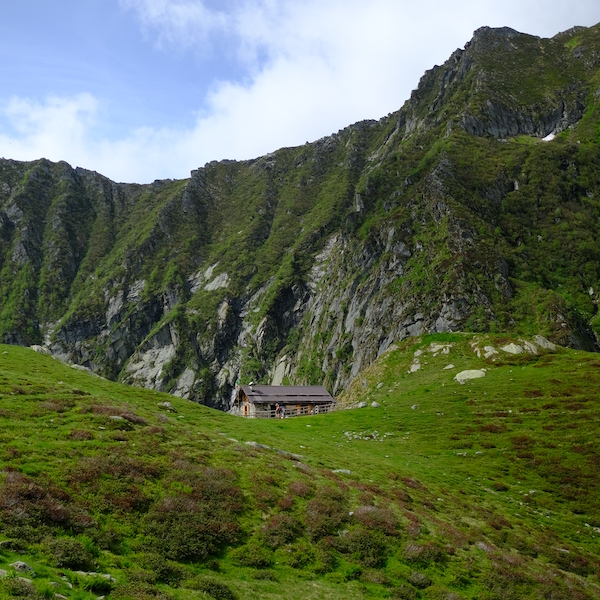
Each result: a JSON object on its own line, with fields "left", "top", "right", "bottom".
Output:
{"left": 0, "top": 24, "right": 599, "bottom": 409}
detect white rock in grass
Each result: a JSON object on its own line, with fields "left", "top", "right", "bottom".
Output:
{"left": 408, "top": 361, "right": 421, "bottom": 374}
{"left": 501, "top": 343, "right": 523, "bottom": 354}
{"left": 430, "top": 343, "right": 452, "bottom": 355}
{"left": 10, "top": 562, "right": 33, "bottom": 574}
{"left": 533, "top": 335, "right": 556, "bottom": 351}
{"left": 157, "top": 401, "right": 176, "bottom": 412}
{"left": 483, "top": 346, "right": 498, "bottom": 358}
{"left": 454, "top": 370, "right": 486, "bottom": 385}
{"left": 30, "top": 345, "right": 51, "bottom": 355}
{"left": 371, "top": 402, "right": 380, "bottom": 408}
{"left": 443, "top": 364, "right": 455, "bottom": 370}
{"left": 520, "top": 340, "right": 538, "bottom": 354}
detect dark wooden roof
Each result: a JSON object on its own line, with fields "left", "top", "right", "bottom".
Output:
{"left": 238, "top": 385, "right": 334, "bottom": 405}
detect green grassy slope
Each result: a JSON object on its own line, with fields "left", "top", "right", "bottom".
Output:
{"left": 0, "top": 338, "right": 598, "bottom": 599}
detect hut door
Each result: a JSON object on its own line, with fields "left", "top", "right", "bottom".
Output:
{"left": 243, "top": 403, "right": 249, "bottom": 416}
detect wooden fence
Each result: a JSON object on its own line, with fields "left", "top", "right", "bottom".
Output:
{"left": 241, "top": 403, "right": 337, "bottom": 419}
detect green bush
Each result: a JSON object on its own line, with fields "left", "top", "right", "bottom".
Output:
{"left": 47, "top": 536, "right": 95, "bottom": 570}
{"left": 390, "top": 584, "right": 419, "bottom": 600}
{"left": 340, "top": 528, "right": 389, "bottom": 568}
{"left": 144, "top": 468, "right": 242, "bottom": 562}
{"left": 0, "top": 575, "right": 38, "bottom": 598}
{"left": 305, "top": 486, "right": 349, "bottom": 540}
{"left": 353, "top": 505, "right": 399, "bottom": 535}
{"left": 275, "top": 540, "right": 315, "bottom": 568}
{"left": 187, "top": 578, "right": 237, "bottom": 599}
{"left": 141, "top": 553, "right": 185, "bottom": 586}
{"left": 230, "top": 541, "right": 273, "bottom": 568}
{"left": 260, "top": 513, "right": 302, "bottom": 548}
{"left": 82, "top": 575, "right": 114, "bottom": 594}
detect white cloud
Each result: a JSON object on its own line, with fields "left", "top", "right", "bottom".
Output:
{"left": 0, "top": 93, "right": 99, "bottom": 165}
{"left": 2, "top": 1, "right": 599, "bottom": 182}
{"left": 119, "top": 0, "right": 229, "bottom": 50}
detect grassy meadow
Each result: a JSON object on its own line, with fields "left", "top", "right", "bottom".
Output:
{"left": 0, "top": 334, "right": 599, "bottom": 599}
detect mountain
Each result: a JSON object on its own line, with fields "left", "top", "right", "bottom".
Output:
{"left": 0, "top": 335, "right": 598, "bottom": 598}
{"left": 1, "top": 24, "right": 600, "bottom": 408}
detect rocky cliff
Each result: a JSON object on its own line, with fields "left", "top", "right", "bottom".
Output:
{"left": 1, "top": 24, "right": 599, "bottom": 408}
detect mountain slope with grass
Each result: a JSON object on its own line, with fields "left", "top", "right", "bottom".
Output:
{"left": 0, "top": 337, "right": 599, "bottom": 599}
{"left": 1, "top": 24, "right": 600, "bottom": 408}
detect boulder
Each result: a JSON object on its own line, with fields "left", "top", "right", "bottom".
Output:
{"left": 245, "top": 441, "right": 270, "bottom": 450}
{"left": 501, "top": 343, "right": 523, "bottom": 354}
{"left": 10, "top": 561, "right": 34, "bottom": 574}
{"left": 371, "top": 401, "right": 381, "bottom": 408}
{"left": 533, "top": 335, "right": 556, "bottom": 350}
{"left": 408, "top": 361, "right": 421, "bottom": 374}
{"left": 454, "top": 370, "right": 486, "bottom": 384}
{"left": 483, "top": 345, "right": 498, "bottom": 358}
{"left": 520, "top": 339, "right": 538, "bottom": 354}
{"left": 30, "top": 345, "right": 51, "bottom": 355}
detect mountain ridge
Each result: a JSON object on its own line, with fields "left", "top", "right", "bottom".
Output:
{"left": 0, "top": 23, "right": 599, "bottom": 407}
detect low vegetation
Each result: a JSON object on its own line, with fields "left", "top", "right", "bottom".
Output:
{"left": 0, "top": 336, "right": 598, "bottom": 598}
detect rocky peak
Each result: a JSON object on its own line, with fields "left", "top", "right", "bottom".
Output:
{"left": 467, "top": 25, "right": 530, "bottom": 52}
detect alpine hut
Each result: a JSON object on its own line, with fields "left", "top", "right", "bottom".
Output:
{"left": 234, "top": 385, "right": 335, "bottom": 418}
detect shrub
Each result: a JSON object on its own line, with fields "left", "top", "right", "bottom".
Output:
{"left": 82, "top": 575, "right": 114, "bottom": 594}
{"left": 47, "top": 536, "right": 95, "bottom": 570}
{"left": 141, "top": 553, "right": 185, "bottom": 586}
{"left": 187, "top": 578, "right": 237, "bottom": 599}
{"left": 145, "top": 500, "right": 239, "bottom": 562}
{"left": 402, "top": 541, "right": 447, "bottom": 566}
{"left": 70, "top": 429, "right": 94, "bottom": 440}
{"left": 276, "top": 540, "right": 315, "bottom": 568}
{"left": 341, "top": 528, "right": 389, "bottom": 568}
{"left": 0, "top": 575, "right": 38, "bottom": 597}
{"left": 70, "top": 454, "right": 161, "bottom": 484}
{"left": 144, "top": 468, "right": 242, "bottom": 562}
{"left": 289, "top": 480, "right": 313, "bottom": 498}
{"left": 230, "top": 541, "right": 272, "bottom": 568}
{"left": 260, "top": 513, "right": 302, "bottom": 548}
{"left": 277, "top": 494, "right": 294, "bottom": 510}
{"left": 408, "top": 571, "right": 432, "bottom": 589}
{"left": 312, "top": 541, "right": 337, "bottom": 574}
{"left": 305, "top": 486, "right": 348, "bottom": 540}
{"left": 551, "top": 549, "right": 593, "bottom": 576}
{"left": 390, "top": 584, "right": 418, "bottom": 599}
{"left": 111, "top": 581, "right": 174, "bottom": 599}
{"left": 251, "top": 570, "right": 278, "bottom": 581}
{"left": 480, "top": 423, "right": 507, "bottom": 433}
{"left": 0, "top": 472, "right": 80, "bottom": 531}
{"left": 353, "top": 505, "right": 398, "bottom": 535}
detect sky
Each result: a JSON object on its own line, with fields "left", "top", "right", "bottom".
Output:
{"left": 1, "top": 1, "right": 599, "bottom": 183}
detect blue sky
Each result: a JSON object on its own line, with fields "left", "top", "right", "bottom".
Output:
{"left": 1, "top": 0, "right": 600, "bottom": 183}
